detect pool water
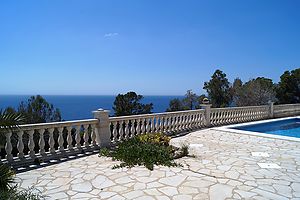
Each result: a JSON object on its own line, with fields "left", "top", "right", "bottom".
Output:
{"left": 232, "top": 118, "right": 300, "bottom": 138}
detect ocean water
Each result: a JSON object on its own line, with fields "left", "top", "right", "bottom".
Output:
{"left": 0, "top": 95, "right": 183, "bottom": 120}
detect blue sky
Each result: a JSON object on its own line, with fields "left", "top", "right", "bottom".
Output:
{"left": 0, "top": 0, "right": 299, "bottom": 95}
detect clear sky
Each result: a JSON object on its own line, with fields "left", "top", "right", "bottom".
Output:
{"left": 0, "top": 0, "right": 299, "bottom": 95}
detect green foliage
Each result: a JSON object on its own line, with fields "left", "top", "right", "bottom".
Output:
{"left": 0, "top": 164, "right": 15, "bottom": 191}
{"left": 232, "top": 77, "right": 276, "bottom": 106}
{"left": 182, "top": 90, "right": 198, "bottom": 110}
{"left": 0, "top": 110, "right": 26, "bottom": 133}
{"left": 3, "top": 95, "right": 61, "bottom": 124}
{"left": 276, "top": 68, "right": 300, "bottom": 104}
{"left": 0, "top": 185, "right": 45, "bottom": 200}
{"left": 203, "top": 69, "right": 231, "bottom": 108}
{"left": 99, "top": 133, "right": 187, "bottom": 170}
{"left": 17, "top": 95, "right": 62, "bottom": 123}
{"left": 113, "top": 92, "right": 153, "bottom": 116}
{"left": 167, "top": 90, "right": 205, "bottom": 112}
{"left": 166, "top": 98, "right": 184, "bottom": 112}
{"left": 137, "top": 133, "right": 170, "bottom": 146}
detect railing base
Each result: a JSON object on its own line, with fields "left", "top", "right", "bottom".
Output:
{"left": 1, "top": 145, "right": 100, "bottom": 173}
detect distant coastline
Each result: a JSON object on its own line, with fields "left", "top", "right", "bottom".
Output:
{"left": 0, "top": 95, "right": 183, "bottom": 120}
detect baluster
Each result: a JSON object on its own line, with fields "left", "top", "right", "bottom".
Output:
{"left": 201, "top": 113, "right": 205, "bottom": 127}
{"left": 184, "top": 115, "right": 188, "bottom": 130}
{"left": 180, "top": 115, "right": 184, "bottom": 130}
{"left": 164, "top": 117, "right": 168, "bottom": 133}
{"left": 189, "top": 114, "right": 194, "bottom": 129}
{"left": 48, "top": 128, "right": 55, "bottom": 154}
{"left": 193, "top": 113, "right": 197, "bottom": 129}
{"left": 217, "top": 112, "right": 221, "bottom": 125}
{"left": 166, "top": 115, "right": 172, "bottom": 133}
{"left": 239, "top": 110, "right": 243, "bottom": 122}
{"left": 28, "top": 130, "right": 35, "bottom": 158}
{"left": 184, "top": 114, "right": 189, "bottom": 130}
{"left": 210, "top": 112, "right": 214, "bottom": 126}
{"left": 161, "top": 116, "right": 165, "bottom": 132}
{"left": 223, "top": 111, "right": 228, "bottom": 125}
{"left": 17, "top": 130, "right": 24, "bottom": 159}
{"left": 174, "top": 115, "right": 178, "bottom": 131}
{"left": 180, "top": 114, "right": 185, "bottom": 130}
{"left": 83, "top": 124, "right": 90, "bottom": 147}
{"left": 177, "top": 115, "right": 182, "bottom": 131}
{"left": 39, "top": 129, "right": 46, "bottom": 155}
{"left": 91, "top": 124, "right": 97, "bottom": 146}
{"left": 125, "top": 120, "right": 130, "bottom": 138}
{"left": 171, "top": 115, "right": 176, "bottom": 132}
{"left": 67, "top": 127, "right": 73, "bottom": 150}
{"left": 130, "top": 120, "right": 136, "bottom": 137}
{"left": 136, "top": 119, "right": 141, "bottom": 135}
{"left": 75, "top": 125, "right": 81, "bottom": 148}
{"left": 5, "top": 131, "right": 13, "bottom": 161}
{"left": 191, "top": 114, "right": 195, "bottom": 129}
{"left": 146, "top": 118, "right": 151, "bottom": 133}
{"left": 112, "top": 122, "right": 118, "bottom": 142}
{"left": 141, "top": 118, "right": 146, "bottom": 134}
{"left": 197, "top": 113, "right": 202, "bottom": 128}
{"left": 151, "top": 117, "right": 155, "bottom": 133}
{"left": 58, "top": 127, "right": 64, "bottom": 151}
{"left": 229, "top": 111, "right": 233, "bottom": 123}
{"left": 156, "top": 116, "right": 160, "bottom": 132}
{"left": 224, "top": 111, "right": 228, "bottom": 124}
{"left": 119, "top": 121, "right": 124, "bottom": 140}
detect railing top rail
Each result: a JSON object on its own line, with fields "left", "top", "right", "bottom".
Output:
{"left": 211, "top": 105, "right": 269, "bottom": 111}
{"left": 109, "top": 109, "right": 205, "bottom": 121}
{"left": 15, "top": 119, "right": 98, "bottom": 130}
{"left": 274, "top": 104, "right": 300, "bottom": 107}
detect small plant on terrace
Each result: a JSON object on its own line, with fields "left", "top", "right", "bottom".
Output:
{"left": 99, "top": 133, "right": 189, "bottom": 170}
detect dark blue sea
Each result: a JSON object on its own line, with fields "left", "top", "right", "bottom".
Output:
{"left": 0, "top": 95, "right": 183, "bottom": 120}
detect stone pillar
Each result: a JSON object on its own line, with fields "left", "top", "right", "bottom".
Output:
{"left": 93, "top": 109, "right": 111, "bottom": 147}
{"left": 200, "top": 104, "right": 212, "bottom": 127}
{"left": 268, "top": 101, "right": 274, "bottom": 118}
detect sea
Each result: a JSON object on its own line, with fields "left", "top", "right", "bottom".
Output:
{"left": 0, "top": 95, "right": 183, "bottom": 120}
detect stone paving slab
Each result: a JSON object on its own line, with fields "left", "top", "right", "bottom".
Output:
{"left": 15, "top": 129, "right": 300, "bottom": 199}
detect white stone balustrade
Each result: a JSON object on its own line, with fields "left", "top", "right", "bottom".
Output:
{"left": 0, "top": 119, "right": 98, "bottom": 164}
{"left": 210, "top": 105, "right": 269, "bottom": 126}
{"left": 109, "top": 109, "right": 206, "bottom": 142}
{"left": 1, "top": 103, "right": 300, "bottom": 165}
{"left": 274, "top": 104, "right": 300, "bottom": 118}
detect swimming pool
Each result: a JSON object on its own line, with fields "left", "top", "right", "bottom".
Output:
{"left": 216, "top": 117, "right": 300, "bottom": 141}
{"left": 231, "top": 118, "right": 300, "bottom": 138}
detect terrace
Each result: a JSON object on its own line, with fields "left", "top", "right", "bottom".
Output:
{"left": 2, "top": 103, "right": 300, "bottom": 199}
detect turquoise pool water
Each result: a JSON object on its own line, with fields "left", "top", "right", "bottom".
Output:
{"left": 232, "top": 118, "right": 300, "bottom": 138}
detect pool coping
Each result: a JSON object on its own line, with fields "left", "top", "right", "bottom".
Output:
{"left": 213, "top": 116, "right": 300, "bottom": 142}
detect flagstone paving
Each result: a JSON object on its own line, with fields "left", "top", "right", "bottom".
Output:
{"left": 15, "top": 129, "right": 300, "bottom": 199}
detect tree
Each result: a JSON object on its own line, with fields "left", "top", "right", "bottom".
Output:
{"left": 11, "top": 95, "right": 62, "bottom": 124}
{"left": 276, "top": 68, "right": 300, "bottom": 104}
{"left": 203, "top": 69, "right": 231, "bottom": 108}
{"left": 231, "top": 78, "right": 243, "bottom": 106}
{"left": 182, "top": 90, "right": 198, "bottom": 110}
{"left": 166, "top": 90, "right": 200, "bottom": 112}
{"left": 166, "top": 98, "right": 184, "bottom": 112}
{"left": 113, "top": 92, "right": 153, "bottom": 116}
{"left": 233, "top": 77, "right": 276, "bottom": 106}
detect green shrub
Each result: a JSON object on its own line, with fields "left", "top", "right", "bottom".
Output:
{"left": 137, "top": 133, "right": 170, "bottom": 146}
{"left": 99, "top": 133, "right": 188, "bottom": 170}
{"left": 0, "top": 164, "right": 15, "bottom": 191}
{"left": 0, "top": 164, "right": 45, "bottom": 200}
{"left": 0, "top": 186, "right": 45, "bottom": 200}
